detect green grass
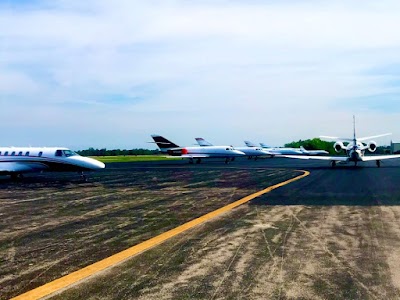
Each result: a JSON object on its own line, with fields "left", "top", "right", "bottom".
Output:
{"left": 90, "top": 155, "right": 180, "bottom": 163}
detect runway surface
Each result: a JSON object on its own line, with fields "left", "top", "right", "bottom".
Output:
{"left": 3, "top": 157, "right": 400, "bottom": 299}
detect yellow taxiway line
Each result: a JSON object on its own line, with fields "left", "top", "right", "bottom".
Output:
{"left": 11, "top": 170, "right": 310, "bottom": 300}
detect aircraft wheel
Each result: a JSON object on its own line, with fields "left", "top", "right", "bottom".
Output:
{"left": 376, "top": 160, "right": 381, "bottom": 168}
{"left": 10, "top": 173, "right": 23, "bottom": 180}
{"left": 331, "top": 161, "right": 336, "bottom": 168}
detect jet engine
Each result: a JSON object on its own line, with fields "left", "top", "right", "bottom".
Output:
{"left": 368, "top": 141, "right": 377, "bottom": 152}
{"left": 333, "top": 141, "right": 345, "bottom": 153}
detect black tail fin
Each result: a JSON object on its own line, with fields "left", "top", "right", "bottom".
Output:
{"left": 151, "top": 135, "right": 180, "bottom": 150}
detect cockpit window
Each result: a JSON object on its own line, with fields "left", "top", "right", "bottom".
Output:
{"left": 63, "top": 150, "right": 77, "bottom": 157}
{"left": 38, "top": 151, "right": 43, "bottom": 157}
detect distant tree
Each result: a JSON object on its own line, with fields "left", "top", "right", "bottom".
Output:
{"left": 285, "top": 138, "right": 336, "bottom": 154}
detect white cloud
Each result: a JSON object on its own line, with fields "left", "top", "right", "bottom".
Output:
{"left": 1, "top": 0, "right": 400, "bottom": 148}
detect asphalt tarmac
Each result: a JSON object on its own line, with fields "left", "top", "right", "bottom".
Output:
{"left": 3, "top": 156, "right": 400, "bottom": 299}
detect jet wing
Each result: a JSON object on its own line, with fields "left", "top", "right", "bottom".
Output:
{"left": 319, "top": 136, "right": 354, "bottom": 142}
{"left": 357, "top": 133, "right": 392, "bottom": 141}
{"left": 282, "top": 155, "right": 349, "bottom": 161}
{"left": 0, "top": 162, "right": 49, "bottom": 173}
{"left": 361, "top": 154, "right": 400, "bottom": 161}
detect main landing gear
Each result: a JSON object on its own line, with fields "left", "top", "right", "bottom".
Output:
{"left": 189, "top": 158, "right": 202, "bottom": 164}
{"left": 79, "top": 171, "right": 87, "bottom": 182}
{"left": 376, "top": 160, "right": 381, "bottom": 168}
{"left": 10, "top": 173, "right": 24, "bottom": 181}
{"left": 331, "top": 161, "right": 336, "bottom": 168}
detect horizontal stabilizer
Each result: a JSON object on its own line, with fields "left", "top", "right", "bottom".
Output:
{"left": 319, "top": 136, "right": 354, "bottom": 142}
{"left": 358, "top": 133, "right": 391, "bottom": 141}
{"left": 361, "top": 154, "right": 400, "bottom": 161}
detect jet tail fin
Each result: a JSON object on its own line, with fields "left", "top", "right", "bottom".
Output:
{"left": 244, "top": 141, "right": 258, "bottom": 147}
{"left": 195, "top": 138, "right": 213, "bottom": 146}
{"left": 150, "top": 135, "right": 180, "bottom": 151}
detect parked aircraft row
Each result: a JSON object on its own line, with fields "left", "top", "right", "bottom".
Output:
{"left": 151, "top": 135, "right": 328, "bottom": 164}
{"left": 152, "top": 116, "right": 400, "bottom": 167}
{"left": 2, "top": 116, "right": 400, "bottom": 180}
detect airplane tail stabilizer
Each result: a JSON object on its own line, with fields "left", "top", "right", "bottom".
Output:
{"left": 151, "top": 135, "right": 180, "bottom": 150}
{"left": 244, "top": 141, "right": 258, "bottom": 147}
{"left": 195, "top": 138, "right": 213, "bottom": 146}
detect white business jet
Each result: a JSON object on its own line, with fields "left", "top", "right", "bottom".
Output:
{"left": 250, "top": 142, "right": 328, "bottom": 156}
{"left": 151, "top": 135, "right": 245, "bottom": 164}
{"left": 195, "top": 138, "right": 271, "bottom": 160}
{"left": 282, "top": 116, "right": 400, "bottom": 167}
{"left": 0, "top": 147, "right": 105, "bottom": 180}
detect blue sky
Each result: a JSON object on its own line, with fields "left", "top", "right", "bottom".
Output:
{"left": 1, "top": 0, "right": 400, "bottom": 149}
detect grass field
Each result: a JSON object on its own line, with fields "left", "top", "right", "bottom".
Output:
{"left": 90, "top": 155, "right": 178, "bottom": 163}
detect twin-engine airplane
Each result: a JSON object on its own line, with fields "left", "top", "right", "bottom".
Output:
{"left": 195, "top": 138, "right": 271, "bottom": 159}
{"left": 0, "top": 147, "right": 105, "bottom": 180}
{"left": 151, "top": 135, "right": 245, "bottom": 164}
{"left": 282, "top": 116, "right": 400, "bottom": 167}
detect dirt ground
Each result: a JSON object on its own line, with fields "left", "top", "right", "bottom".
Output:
{"left": 4, "top": 160, "right": 400, "bottom": 300}
{"left": 0, "top": 164, "right": 297, "bottom": 299}
{"left": 51, "top": 203, "right": 400, "bottom": 300}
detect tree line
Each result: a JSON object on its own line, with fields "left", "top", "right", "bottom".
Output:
{"left": 77, "top": 148, "right": 159, "bottom": 156}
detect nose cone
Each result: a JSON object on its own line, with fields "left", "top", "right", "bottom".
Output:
{"left": 88, "top": 157, "right": 106, "bottom": 169}
{"left": 234, "top": 150, "right": 246, "bottom": 156}
{"left": 261, "top": 150, "right": 272, "bottom": 155}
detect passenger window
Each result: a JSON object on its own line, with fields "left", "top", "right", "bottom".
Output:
{"left": 25, "top": 151, "right": 30, "bottom": 156}
{"left": 18, "top": 151, "right": 23, "bottom": 156}
{"left": 0, "top": 151, "right": 1, "bottom": 155}
{"left": 4, "top": 151, "right": 8, "bottom": 156}
{"left": 55, "top": 150, "right": 63, "bottom": 157}
{"left": 38, "top": 151, "right": 43, "bottom": 157}
{"left": 11, "top": 151, "right": 15, "bottom": 156}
